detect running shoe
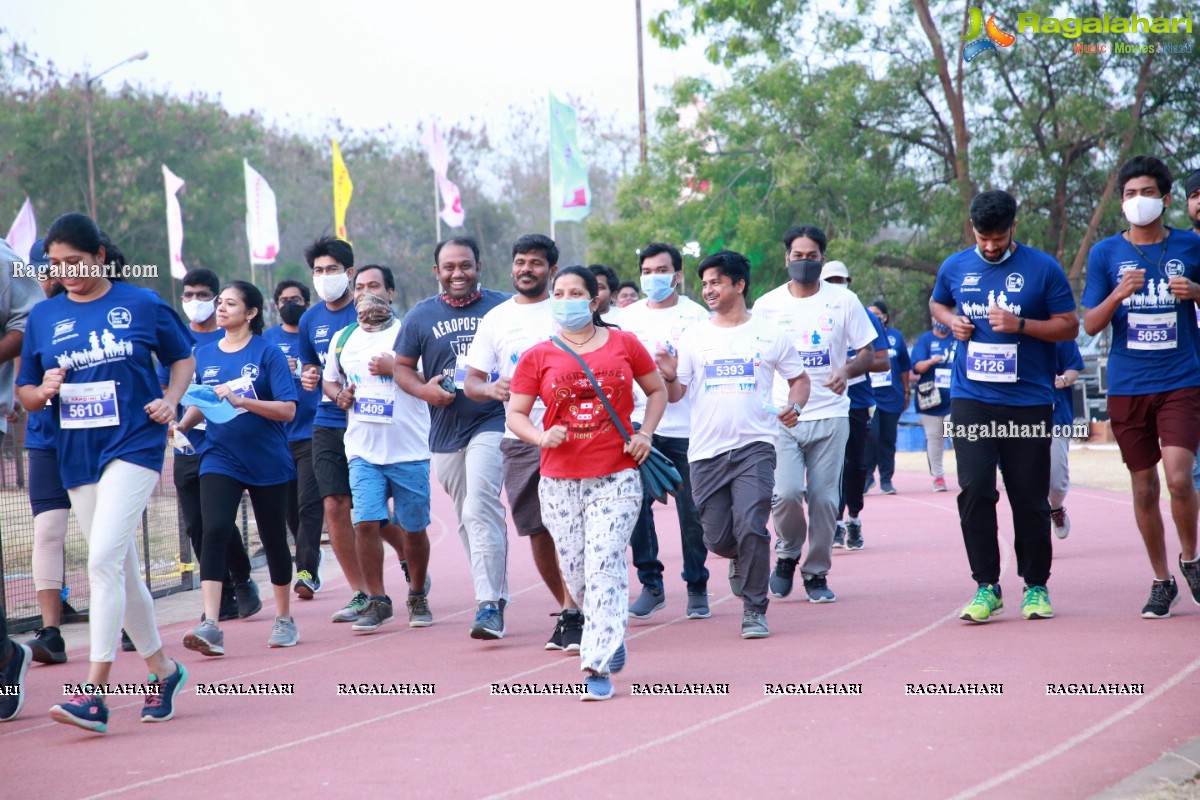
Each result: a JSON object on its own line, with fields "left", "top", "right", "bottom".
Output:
{"left": 0, "top": 642, "right": 32, "bottom": 722}
{"left": 352, "top": 597, "right": 394, "bottom": 633}
{"left": 332, "top": 590, "right": 369, "bottom": 623}
{"left": 741, "top": 610, "right": 769, "bottom": 639}
{"left": 960, "top": 584, "right": 1003, "bottom": 623}
{"left": 769, "top": 557, "right": 799, "bottom": 598}
{"left": 470, "top": 602, "right": 505, "bottom": 640}
{"left": 545, "top": 612, "right": 566, "bottom": 651}
{"left": 268, "top": 616, "right": 300, "bottom": 648}
{"left": 609, "top": 642, "right": 627, "bottom": 674}
{"left": 833, "top": 522, "right": 846, "bottom": 549}
{"left": 219, "top": 584, "right": 239, "bottom": 622}
{"left": 1021, "top": 585, "right": 1054, "bottom": 620}
{"left": 1141, "top": 578, "right": 1180, "bottom": 619}
{"left": 1179, "top": 555, "right": 1200, "bottom": 605}
{"left": 846, "top": 519, "right": 864, "bottom": 551}
{"left": 406, "top": 593, "right": 433, "bottom": 628}
{"left": 880, "top": 481, "right": 897, "bottom": 495}
{"left": 28, "top": 626, "right": 67, "bottom": 665}
{"left": 933, "top": 477, "right": 947, "bottom": 493}
{"left": 628, "top": 586, "right": 666, "bottom": 620}
{"left": 49, "top": 690, "right": 108, "bottom": 733}
{"left": 804, "top": 574, "right": 836, "bottom": 603}
{"left": 728, "top": 559, "right": 744, "bottom": 598}
{"left": 686, "top": 591, "right": 711, "bottom": 619}
{"left": 560, "top": 609, "right": 584, "bottom": 652}
{"left": 294, "top": 570, "right": 318, "bottom": 600}
{"left": 183, "top": 619, "right": 225, "bottom": 657}
{"left": 235, "top": 578, "right": 262, "bottom": 618}
{"left": 581, "top": 674, "right": 614, "bottom": 701}
{"left": 1050, "top": 507, "right": 1070, "bottom": 540}
{"left": 141, "top": 660, "right": 188, "bottom": 722}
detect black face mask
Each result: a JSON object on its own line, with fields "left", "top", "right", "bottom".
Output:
{"left": 787, "top": 259, "right": 824, "bottom": 285}
{"left": 279, "top": 303, "right": 305, "bottom": 325}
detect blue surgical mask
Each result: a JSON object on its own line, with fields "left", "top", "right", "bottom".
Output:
{"left": 640, "top": 273, "right": 676, "bottom": 303}
{"left": 550, "top": 298, "right": 594, "bottom": 331}
{"left": 933, "top": 321, "right": 950, "bottom": 335}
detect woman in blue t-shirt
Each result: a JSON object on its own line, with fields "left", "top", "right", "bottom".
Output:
{"left": 17, "top": 213, "right": 194, "bottom": 733}
{"left": 179, "top": 281, "right": 298, "bottom": 656}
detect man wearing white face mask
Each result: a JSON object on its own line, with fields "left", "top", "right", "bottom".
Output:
{"left": 1083, "top": 156, "right": 1200, "bottom": 619}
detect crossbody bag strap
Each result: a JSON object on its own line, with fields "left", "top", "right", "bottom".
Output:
{"left": 550, "top": 335, "right": 631, "bottom": 444}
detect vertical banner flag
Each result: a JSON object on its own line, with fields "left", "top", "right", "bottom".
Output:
{"left": 332, "top": 139, "right": 353, "bottom": 242}
{"left": 549, "top": 94, "right": 591, "bottom": 223}
{"left": 162, "top": 164, "right": 187, "bottom": 280}
{"left": 420, "top": 119, "right": 466, "bottom": 228}
{"left": 244, "top": 160, "right": 280, "bottom": 264}
{"left": 5, "top": 197, "right": 37, "bottom": 263}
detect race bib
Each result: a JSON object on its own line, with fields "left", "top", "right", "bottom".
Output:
{"left": 703, "top": 357, "right": 756, "bottom": 391}
{"left": 226, "top": 376, "right": 258, "bottom": 416}
{"left": 934, "top": 367, "right": 952, "bottom": 390}
{"left": 1127, "top": 312, "right": 1178, "bottom": 351}
{"left": 870, "top": 370, "right": 893, "bottom": 389}
{"left": 60, "top": 380, "right": 120, "bottom": 429}
{"left": 353, "top": 385, "right": 396, "bottom": 423}
{"left": 453, "top": 356, "right": 498, "bottom": 390}
{"left": 796, "top": 346, "right": 830, "bottom": 370}
{"left": 965, "top": 341, "right": 1017, "bottom": 383}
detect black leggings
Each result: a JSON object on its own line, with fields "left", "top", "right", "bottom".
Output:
{"left": 199, "top": 473, "right": 292, "bottom": 587}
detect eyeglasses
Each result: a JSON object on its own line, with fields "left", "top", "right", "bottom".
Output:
{"left": 279, "top": 297, "right": 307, "bottom": 306}
{"left": 311, "top": 265, "right": 345, "bottom": 276}
{"left": 181, "top": 291, "right": 214, "bottom": 301}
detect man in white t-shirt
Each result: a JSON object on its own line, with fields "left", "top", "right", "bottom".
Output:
{"left": 322, "top": 265, "right": 433, "bottom": 632}
{"left": 621, "top": 242, "right": 712, "bottom": 620}
{"left": 657, "top": 250, "right": 809, "bottom": 639}
{"left": 465, "top": 234, "right": 580, "bottom": 652}
{"left": 753, "top": 226, "right": 878, "bottom": 604}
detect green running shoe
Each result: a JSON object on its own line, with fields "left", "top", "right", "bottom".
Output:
{"left": 960, "top": 584, "right": 1003, "bottom": 623}
{"left": 1021, "top": 585, "right": 1054, "bottom": 620}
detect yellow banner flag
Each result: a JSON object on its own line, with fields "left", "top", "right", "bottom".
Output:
{"left": 331, "top": 139, "right": 353, "bottom": 242}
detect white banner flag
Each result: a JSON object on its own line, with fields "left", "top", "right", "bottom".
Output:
{"left": 162, "top": 164, "right": 187, "bottom": 280}
{"left": 5, "top": 197, "right": 37, "bottom": 262}
{"left": 420, "top": 120, "right": 465, "bottom": 228}
{"left": 244, "top": 160, "right": 280, "bottom": 264}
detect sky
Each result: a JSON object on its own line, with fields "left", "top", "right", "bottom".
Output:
{"left": 5, "top": 0, "right": 721, "bottom": 143}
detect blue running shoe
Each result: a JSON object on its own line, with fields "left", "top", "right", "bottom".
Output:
{"left": 609, "top": 642, "right": 627, "bottom": 674}
{"left": 581, "top": 674, "right": 614, "bottom": 701}
{"left": 50, "top": 689, "right": 109, "bottom": 733}
{"left": 142, "top": 660, "right": 188, "bottom": 722}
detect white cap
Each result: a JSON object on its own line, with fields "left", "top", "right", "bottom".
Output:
{"left": 821, "top": 261, "right": 850, "bottom": 281}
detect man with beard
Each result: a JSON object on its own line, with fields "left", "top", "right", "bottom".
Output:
{"left": 933, "top": 190, "right": 1077, "bottom": 623}
{"left": 753, "top": 226, "right": 878, "bottom": 604}
{"left": 395, "top": 237, "right": 512, "bottom": 640}
{"left": 465, "top": 235, "right": 580, "bottom": 651}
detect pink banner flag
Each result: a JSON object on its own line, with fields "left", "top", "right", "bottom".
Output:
{"left": 420, "top": 120, "right": 465, "bottom": 228}
{"left": 162, "top": 165, "right": 187, "bottom": 280}
{"left": 5, "top": 197, "right": 37, "bottom": 262}
{"left": 244, "top": 160, "right": 280, "bottom": 264}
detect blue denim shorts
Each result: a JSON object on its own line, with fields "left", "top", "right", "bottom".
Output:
{"left": 348, "top": 458, "right": 431, "bottom": 531}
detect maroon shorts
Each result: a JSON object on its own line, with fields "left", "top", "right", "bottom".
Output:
{"left": 1107, "top": 386, "right": 1200, "bottom": 472}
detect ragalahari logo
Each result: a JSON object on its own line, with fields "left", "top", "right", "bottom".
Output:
{"left": 963, "top": 6, "right": 1016, "bottom": 61}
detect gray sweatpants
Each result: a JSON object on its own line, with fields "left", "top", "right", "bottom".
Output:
{"left": 772, "top": 416, "right": 850, "bottom": 579}
{"left": 920, "top": 413, "right": 950, "bottom": 480}
{"left": 690, "top": 441, "right": 776, "bottom": 614}
{"left": 1049, "top": 436, "right": 1070, "bottom": 510}
{"left": 433, "top": 430, "right": 509, "bottom": 604}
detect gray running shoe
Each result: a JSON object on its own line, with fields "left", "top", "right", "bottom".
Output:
{"left": 268, "top": 616, "right": 300, "bottom": 648}
{"left": 352, "top": 597, "right": 394, "bottom": 633}
{"left": 833, "top": 522, "right": 846, "bottom": 549}
{"left": 183, "top": 619, "right": 225, "bottom": 657}
{"left": 332, "top": 590, "right": 369, "bottom": 623}
{"left": 629, "top": 587, "right": 666, "bottom": 620}
{"left": 686, "top": 591, "right": 711, "bottom": 619}
{"left": 407, "top": 593, "right": 433, "bottom": 628}
{"left": 728, "top": 560, "right": 743, "bottom": 598}
{"left": 769, "top": 557, "right": 798, "bottom": 598}
{"left": 804, "top": 574, "right": 836, "bottom": 603}
{"left": 470, "top": 602, "right": 505, "bottom": 640}
{"left": 846, "top": 520, "right": 864, "bottom": 550}
{"left": 741, "top": 610, "right": 769, "bottom": 639}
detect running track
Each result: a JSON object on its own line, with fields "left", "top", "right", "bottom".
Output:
{"left": 3, "top": 470, "right": 1198, "bottom": 799}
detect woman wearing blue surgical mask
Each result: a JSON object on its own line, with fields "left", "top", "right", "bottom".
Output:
{"left": 507, "top": 266, "right": 668, "bottom": 701}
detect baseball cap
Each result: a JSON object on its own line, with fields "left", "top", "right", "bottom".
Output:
{"left": 180, "top": 384, "right": 238, "bottom": 424}
{"left": 1185, "top": 169, "right": 1200, "bottom": 199}
{"left": 821, "top": 261, "right": 850, "bottom": 281}
{"left": 28, "top": 238, "right": 49, "bottom": 267}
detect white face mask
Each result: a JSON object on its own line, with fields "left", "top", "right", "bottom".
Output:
{"left": 974, "top": 244, "right": 1013, "bottom": 265}
{"left": 314, "top": 272, "right": 350, "bottom": 303}
{"left": 1122, "top": 195, "right": 1164, "bottom": 227}
{"left": 182, "top": 298, "right": 215, "bottom": 323}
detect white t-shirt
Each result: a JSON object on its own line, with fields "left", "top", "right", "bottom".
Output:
{"left": 323, "top": 319, "right": 431, "bottom": 465}
{"left": 675, "top": 315, "right": 805, "bottom": 463}
{"left": 620, "top": 295, "right": 710, "bottom": 438}
{"left": 753, "top": 281, "right": 878, "bottom": 421}
{"left": 464, "top": 297, "right": 556, "bottom": 438}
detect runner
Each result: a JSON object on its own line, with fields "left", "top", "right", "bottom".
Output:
{"left": 588, "top": 263, "right": 622, "bottom": 325}
{"left": 1081, "top": 156, "right": 1200, "bottom": 617}
{"left": 324, "top": 265, "right": 433, "bottom": 631}
{"left": 263, "top": 280, "right": 323, "bottom": 597}
{"left": 17, "top": 213, "right": 190, "bottom": 732}
{"left": 622, "top": 242, "right": 712, "bottom": 619}
{"left": 395, "top": 237, "right": 511, "bottom": 639}
{"left": 616, "top": 280, "right": 640, "bottom": 308}
{"left": 180, "top": 281, "right": 298, "bottom": 654}
{"left": 465, "top": 234, "right": 580, "bottom": 651}
{"left": 657, "top": 250, "right": 809, "bottom": 639}
{"left": 753, "top": 226, "right": 878, "bottom": 603}
{"left": 509, "top": 265, "right": 666, "bottom": 699}
{"left": 1049, "top": 340, "right": 1084, "bottom": 539}
{"left": 931, "top": 189, "right": 1078, "bottom": 623}
{"left": 910, "top": 312, "right": 957, "bottom": 492}
{"left": 863, "top": 301, "right": 911, "bottom": 495}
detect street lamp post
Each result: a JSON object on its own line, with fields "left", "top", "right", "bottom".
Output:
{"left": 85, "top": 51, "right": 148, "bottom": 219}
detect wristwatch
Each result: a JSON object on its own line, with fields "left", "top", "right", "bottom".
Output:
{"left": 791, "top": 402, "right": 803, "bottom": 416}
{"left": 1017, "top": 317, "right": 1026, "bottom": 333}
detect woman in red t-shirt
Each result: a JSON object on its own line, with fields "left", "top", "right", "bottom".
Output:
{"left": 509, "top": 266, "right": 666, "bottom": 701}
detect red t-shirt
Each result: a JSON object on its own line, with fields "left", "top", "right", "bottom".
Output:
{"left": 510, "top": 330, "right": 657, "bottom": 479}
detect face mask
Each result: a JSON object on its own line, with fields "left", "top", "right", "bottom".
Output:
{"left": 787, "top": 259, "right": 824, "bottom": 285}
{"left": 314, "top": 272, "right": 349, "bottom": 303}
{"left": 974, "top": 243, "right": 1013, "bottom": 265}
{"left": 279, "top": 303, "right": 305, "bottom": 325}
{"left": 640, "top": 273, "right": 676, "bottom": 303}
{"left": 550, "top": 298, "right": 594, "bottom": 331}
{"left": 182, "top": 298, "right": 215, "bottom": 323}
{"left": 1123, "top": 195, "right": 1164, "bottom": 227}
{"left": 355, "top": 291, "right": 394, "bottom": 331}
{"left": 933, "top": 321, "right": 950, "bottom": 335}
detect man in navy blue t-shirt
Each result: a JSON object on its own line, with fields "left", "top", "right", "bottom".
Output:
{"left": 931, "top": 189, "right": 1078, "bottom": 624}
{"left": 395, "top": 237, "right": 511, "bottom": 640}
{"left": 910, "top": 315, "right": 956, "bottom": 491}
{"left": 864, "top": 300, "right": 911, "bottom": 495}
{"left": 1082, "top": 156, "right": 1200, "bottom": 618}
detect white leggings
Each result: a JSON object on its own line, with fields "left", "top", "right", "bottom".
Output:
{"left": 67, "top": 460, "right": 163, "bottom": 663}
{"left": 32, "top": 508, "right": 70, "bottom": 591}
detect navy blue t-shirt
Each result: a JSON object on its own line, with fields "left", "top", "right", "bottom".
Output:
{"left": 263, "top": 324, "right": 319, "bottom": 443}
{"left": 910, "top": 330, "right": 956, "bottom": 416}
{"left": 932, "top": 243, "right": 1076, "bottom": 406}
{"left": 18, "top": 281, "right": 193, "bottom": 489}
{"left": 1053, "top": 340, "right": 1085, "bottom": 429}
{"left": 872, "top": 326, "right": 912, "bottom": 414}
{"left": 847, "top": 309, "right": 888, "bottom": 410}
{"left": 1081, "top": 227, "right": 1200, "bottom": 397}
{"left": 194, "top": 335, "right": 297, "bottom": 486}
{"left": 298, "top": 299, "right": 357, "bottom": 429}
{"left": 394, "top": 290, "right": 510, "bottom": 453}
{"left": 24, "top": 398, "right": 58, "bottom": 451}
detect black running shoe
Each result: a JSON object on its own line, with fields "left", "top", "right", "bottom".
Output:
{"left": 28, "top": 627, "right": 67, "bottom": 665}
{"left": 560, "top": 609, "right": 584, "bottom": 653}
{"left": 545, "top": 612, "right": 565, "bottom": 651}
{"left": 769, "top": 557, "right": 798, "bottom": 598}
{"left": 1141, "top": 578, "right": 1180, "bottom": 619}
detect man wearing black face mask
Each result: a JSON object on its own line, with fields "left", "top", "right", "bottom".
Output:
{"left": 265, "top": 280, "right": 324, "bottom": 597}
{"left": 753, "top": 226, "right": 879, "bottom": 603}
